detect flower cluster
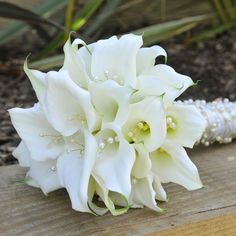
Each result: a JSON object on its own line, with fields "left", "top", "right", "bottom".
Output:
{"left": 9, "top": 34, "right": 206, "bottom": 216}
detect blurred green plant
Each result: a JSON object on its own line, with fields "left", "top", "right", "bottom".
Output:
{"left": 1, "top": 0, "right": 236, "bottom": 69}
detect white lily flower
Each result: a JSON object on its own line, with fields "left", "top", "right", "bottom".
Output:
{"left": 13, "top": 142, "right": 62, "bottom": 194}
{"left": 9, "top": 104, "right": 64, "bottom": 161}
{"left": 150, "top": 141, "right": 203, "bottom": 190}
{"left": 89, "top": 80, "right": 132, "bottom": 125}
{"left": 91, "top": 34, "right": 143, "bottom": 87}
{"left": 45, "top": 70, "right": 101, "bottom": 136}
{"left": 122, "top": 96, "right": 166, "bottom": 152}
{"left": 57, "top": 128, "right": 98, "bottom": 213}
{"left": 95, "top": 123, "right": 135, "bottom": 199}
{"left": 166, "top": 103, "right": 207, "bottom": 148}
{"left": 135, "top": 64, "right": 194, "bottom": 105}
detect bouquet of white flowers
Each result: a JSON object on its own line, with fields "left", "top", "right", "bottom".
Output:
{"left": 9, "top": 34, "right": 206, "bottom": 216}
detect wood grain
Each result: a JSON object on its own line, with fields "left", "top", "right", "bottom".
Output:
{"left": 0, "top": 143, "right": 236, "bottom": 235}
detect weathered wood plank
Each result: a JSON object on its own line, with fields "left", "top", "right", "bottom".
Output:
{"left": 0, "top": 143, "right": 236, "bottom": 235}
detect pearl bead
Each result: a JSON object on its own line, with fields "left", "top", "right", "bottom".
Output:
{"left": 99, "top": 142, "right": 105, "bottom": 149}
{"left": 107, "top": 137, "right": 114, "bottom": 144}
{"left": 114, "top": 136, "right": 119, "bottom": 142}
{"left": 170, "top": 123, "right": 176, "bottom": 129}
{"left": 128, "top": 131, "right": 133, "bottom": 137}
{"left": 50, "top": 166, "right": 56, "bottom": 172}
{"left": 137, "top": 122, "right": 144, "bottom": 129}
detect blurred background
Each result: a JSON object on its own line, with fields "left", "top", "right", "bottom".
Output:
{"left": 0, "top": 0, "right": 236, "bottom": 165}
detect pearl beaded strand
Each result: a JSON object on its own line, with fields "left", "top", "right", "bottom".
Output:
{"left": 179, "top": 99, "right": 236, "bottom": 146}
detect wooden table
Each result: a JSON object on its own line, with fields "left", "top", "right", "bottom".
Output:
{"left": 0, "top": 143, "right": 236, "bottom": 235}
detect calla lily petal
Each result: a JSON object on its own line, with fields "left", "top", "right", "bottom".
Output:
{"left": 13, "top": 141, "right": 30, "bottom": 167}
{"left": 61, "top": 36, "right": 90, "bottom": 89}
{"left": 91, "top": 34, "right": 143, "bottom": 87}
{"left": 45, "top": 70, "right": 100, "bottom": 136}
{"left": 57, "top": 129, "right": 97, "bottom": 213}
{"left": 150, "top": 141, "right": 203, "bottom": 190}
{"left": 27, "top": 158, "right": 62, "bottom": 194}
{"left": 132, "top": 144, "right": 151, "bottom": 179}
{"left": 153, "top": 175, "right": 167, "bottom": 201}
{"left": 136, "top": 45, "right": 167, "bottom": 75}
{"left": 166, "top": 103, "right": 207, "bottom": 148}
{"left": 24, "top": 59, "right": 46, "bottom": 106}
{"left": 130, "top": 175, "right": 163, "bottom": 212}
{"left": 95, "top": 123, "right": 135, "bottom": 198}
{"left": 9, "top": 104, "right": 63, "bottom": 161}
{"left": 87, "top": 177, "right": 108, "bottom": 215}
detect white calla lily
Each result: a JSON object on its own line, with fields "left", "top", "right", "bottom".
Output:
{"left": 166, "top": 103, "right": 207, "bottom": 148}
{"left": 150, "top": 141, "right": 202, "bottom": 190}
{"left": 94, "top": 175, "right": 129, "bottom": 216}
{"left": 13, "top": 141, "right": 62, "bottom": 193}
{"left": 61, "top": 36, "right": 90, "bottom": 89}
{"left": 95, "top": 123, "right": 135, "bottom": 199}
{"left": 9, "top": 104, "right": 63, "bottom": 161}
{"left": 45, "top": 70, "right": 100, "bottom": 136}
{"left": 91, "top": 34, "right": 143, "bottom": 87}
{"left": 129, "top": 174, "right": 163, "bottom": 212}
{"left": 89, "top": 80, "right": 132, "bottom": 125}
{"left": 135, "top": 64, "right": 194, "bottom": 105}
{"left": 57, "top": 128, "right": 97, "bottom": 213}
{"left": 136, "top": 45, "right": 167, "bottom": 75}
{"left": 122, "top": 96, "right": 166, "bottom": 152}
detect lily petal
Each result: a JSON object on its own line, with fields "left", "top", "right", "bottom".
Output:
{"left": 91, "top": 34, "right": 143, "bottom": 87}
{"left": 9, "top": 104, "right": 63, "bottom": 161}
{"left": 27, "top": 158, "right": 62, "bottom": 194}
{"left": 136, "top": 46, "right": 167, "bottom": 75}
{"left": 95, "top": 123, "right": 135, "bottom": 198}
{"left": 132, "top": 144, "right": 151, "bottom": 179}
{"left": 153, "top": 175, "right": 167, "bottom": 201}
{"left": 24, "top": 59, "right": 46, "bottom": 106}
{"left": 13, "top": 141, "right": 30, "bottom": 167}
{"left": 150, "top": 141, "right": 203, "bottom": 190}
{"left": 87, "top": 177, "right": 108, "bottom": 215}
{"left": 166, "top": 103, "right": 207, "bottom": 148}
{"left": 130, "top": 175, "right": 163, "bottom": 212}
{"left": 57, "top": 129, "right": 97, "bottom": 213}
{"left": 61, "top": 36, "right": 90, "bottom": 89}
{"left": 45, "top": 70, "right": 100, "bottom": 136}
